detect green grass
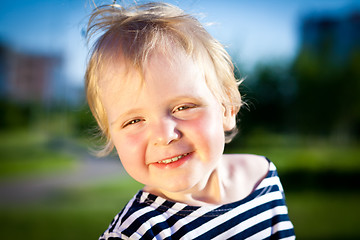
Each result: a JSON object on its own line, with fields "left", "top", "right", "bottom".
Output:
{"left": 0, "top": 177, "right": 143, "bottom": 240}
{"left": 287, "top": 191, "right": 360, "bottom": 239}
{"left": 0, "top": 130, "right": 76, "bottom": 178}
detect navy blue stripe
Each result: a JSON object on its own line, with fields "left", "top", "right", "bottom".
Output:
{"left": 141, "top": 205, "right": 195, "bottom": 239}
{"left": 108, "top": 208, "right": 124, "bottom": 233}
{"left": 141, "top": 219, "right": 175, "bottom": 239}
{"left": 142, "top": 191, "right": 158, "bottom": 204}
{"left": 171, "top": 186, "right": 282, "bottom": 239}
{"left": 116, "top": 191, "right": 144, "bottom": 229}
{"left": 193, "top": 198, "right": 286, "bottom": 240}
{"left": 153, "top": 199, "right": 177, "bottom": 212}
{"left": 270, "top": 228, "right": 296, "bottom": 240}
{"left": 169, "top": 198, "right": 253, "bottom": 240}
{"left": 122, "top": 207, "right": 160, "bottom": 237}
{"left": 123, "top": 198, "right": 177, "bottom": 237}
{"left": 165, "top": 214, "right": 216, "bottom": 240}
{"left": 235, "top": 214, "right": 292, "bottom": 240}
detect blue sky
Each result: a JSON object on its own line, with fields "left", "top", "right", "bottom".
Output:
{"left": 1, "top": 0, "right": 359, "bottom": 86}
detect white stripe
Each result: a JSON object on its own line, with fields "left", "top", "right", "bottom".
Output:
{"left": 125, "top": 197, "right": 168, "bottom": 239}
{"left": 157, "top": 204, "right": 220, "bottom": 239}
{"left": 267, "top": 162, "right": 276, "bottom": 172}
{"left": 154, "top": 202, "right": 219, "bottom": 239}
{"left": 139, "top": 191, "right": 150, "bottom": 203}
{"left": 256, "top": 173, "right": 280, "bottom": 189}
{"left": 116, "top": 194, "right": 164, "bottom": 237}
{"left": 102, "top": 194, "right": 140, "bottom": 239}
{"left": 132, "top": 203, "right": 189, "bottom": 240}
{"left": 257, "top": 176, "right": 285, "bottom": 197}
{"left": 135, "top": 213, "right": 167, "bottom": 238}
{"left": 244, "top": 221, "right": 297, "bottom": 240}
{"left": 112, "top": 194, "right": 138, "bottom": 233}
{"left": 213, "top": 205, "right": 289, "bottom": 240}
{"left": 180, "top": 191, "right": 284, "bottom": 239}
{"left": 272, "top": 221, "right": 295, "bottom": 235}
{"left": 121, "top": 205, "right": 154, "bottom": 232}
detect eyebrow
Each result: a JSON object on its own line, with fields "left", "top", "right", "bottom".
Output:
{"left": 171, "top": 95, "right": 205, "bottom": 103}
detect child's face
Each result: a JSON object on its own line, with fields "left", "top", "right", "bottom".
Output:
{"left": 100, "top": 50, "right": 235, "bottom": 195}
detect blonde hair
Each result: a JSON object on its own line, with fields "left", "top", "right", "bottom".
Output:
{"left": 85, "top": 2, "right": 242, "bottom": 156}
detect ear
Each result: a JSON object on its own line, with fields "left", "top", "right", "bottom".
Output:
{"left": 222, "top": 105, "right": 236, "bottom": 131}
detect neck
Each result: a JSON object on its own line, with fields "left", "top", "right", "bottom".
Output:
{"left": 190, "top": 168, "right": 225, "bottom": 205}
{"left": 144, "top": 165, "right": 228, "bottom": 206}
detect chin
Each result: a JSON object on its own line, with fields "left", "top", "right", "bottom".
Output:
{"left": 159, "top": 179, "right": 198, "bottom": 194}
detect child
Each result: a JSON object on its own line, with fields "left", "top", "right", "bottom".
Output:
{"left": 85, "top": 2, "right": 295, "bottom": 239}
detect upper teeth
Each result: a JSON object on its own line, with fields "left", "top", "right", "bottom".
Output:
{"left": 158, "top": 153, "right": 189, "bottom": 164}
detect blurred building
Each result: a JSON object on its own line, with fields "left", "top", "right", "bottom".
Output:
{"left": 0, "top": 44, "right": 7, "bottom": 97}
{"left": 300, "top": 9, "right": 360, "bottom": 64}
{"left": 0, "top": 43, "right": 86, "bottom": 107}
{"left": 0, "top": 43, "right": 62, "bottom": 104}
{"left": 12, "top": 52, "right": 60, "bottom": 103}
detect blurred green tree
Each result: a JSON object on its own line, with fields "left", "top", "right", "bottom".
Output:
{"left": 291, "top": 47, "right": 360, "bottom": 140}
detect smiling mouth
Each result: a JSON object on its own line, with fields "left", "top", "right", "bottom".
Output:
{"left": 157, "top": 153, "right": 189, "bottom": 164}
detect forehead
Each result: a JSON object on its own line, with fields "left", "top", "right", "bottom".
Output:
{"left": 98, "top": 52, "right": 190, "bottom": 116}
{"left": 98, "top": 48, "right": 201, "bottom": 95}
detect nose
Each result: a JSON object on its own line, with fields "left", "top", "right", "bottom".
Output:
{"left": 151, "top": 117, "right": 181, "bottom": 146}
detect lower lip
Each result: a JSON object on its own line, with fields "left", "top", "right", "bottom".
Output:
{"left": 152, "top": 153, "right": 192, "bottom": 169}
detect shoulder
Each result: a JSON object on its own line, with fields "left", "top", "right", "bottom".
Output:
{"left": 223, "top": 154, "right": 269, "bottom": 179}
{"left": 221, "top": 154, "right": 270, "bottom": 201}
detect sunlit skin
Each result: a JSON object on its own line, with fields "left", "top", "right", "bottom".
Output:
{"left": 99, "top": 49, "right": 269, "bottom": 206}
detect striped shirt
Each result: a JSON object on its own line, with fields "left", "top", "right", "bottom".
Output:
{"left": 99, "top": 160, "right": 295, "bottom": 239}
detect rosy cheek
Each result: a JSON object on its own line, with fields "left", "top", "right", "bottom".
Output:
{"left": 183, "top": 114, "right": 211, "bottom": 135}
{"left": 112, "top": 131, "right": 145, "bottom": 156}
{"left": 190, "top": 111, "right": 223, "bottom": 141}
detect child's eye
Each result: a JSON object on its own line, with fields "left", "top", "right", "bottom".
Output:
{"left": 172, "top": 104, "right": 200, "bottom": 120}
{"left": 123, "top": 119, "right": 143, "bottom": 128}
{"left": 173, "top": 104, "right": 197, "bottom": 113}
